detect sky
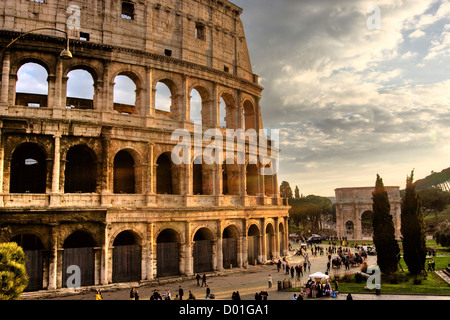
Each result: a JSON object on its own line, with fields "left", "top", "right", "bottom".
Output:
{"left": 233, "top": 0, "right": 450, "bottom": 196}
{"left": 15, "top": 0, "right": 450, "bottom": 197}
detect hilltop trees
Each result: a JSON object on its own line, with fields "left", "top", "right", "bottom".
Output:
{"left": 280, "top": 181, "right": 293, "bottom": 199}
{"left": 372, "top": 174, "right": 400, "bottom": 275}
{"left": 401, "top": 170, "right": 427, "bottom": 276}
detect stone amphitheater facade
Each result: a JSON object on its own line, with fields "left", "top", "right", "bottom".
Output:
{"left": 0, "top": 0, "right": 289, "bottom": 291}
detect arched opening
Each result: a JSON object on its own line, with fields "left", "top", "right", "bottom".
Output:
{"left": 156, "top": 153, "right": 173, "bottom": 195}
{"left": 247, "top": 224, "right": 260, "bottom": 265}
{"left": 246, "top": 164, "right": 258, "bottom": 196}
{"left": 63, "top": 231, "right": 96, "bottom": 287}
{"left": 113, "top": 150, "right": 135, "bottom": 194}
{"left": 15, "top": 62, "right": 48, "bottom": 107}
{"left": 10, "top": 143, "right": 47, "bottom": 194}
{"left": 113, "top": 75, "right": 136, "bottom": 114}
{"left": 279, "top": 223, "right": 285, "bottom": 256}
{"left": 243, "top": 100, "right": 256, "bottom": 131}
{"left": 221, "top": 93, "right": 237, "bottom": 129}
{"left": 265, "top": 223, "right": 275, "bottom": 260}
{"left": 222, "top": 164, "right": 229, "bottom": 195}
{"left": 219, "top": 97, "right": 226, "bottom": 128}
{"left": 222, "top": 226, "right": 239, "bottom": 269}
{"left": 66, "top": 69, "right": 95, "bottom": 109}
{"left": 11, "top": 234, "right": 44, "bottom": 292}
{"left": 193, "top": 228, "right": 214, "bottom": 273}
{"left": 345, "top": 221, "right": 354, "bottom": 238}
{"left": 112, "top": 230, "right": 141, "bottom": 283}
{"left": 361, "top": 210, "right": 374, "bottom": 237}
{"left": 64, "top": 145, "right": 97, "bottom": 193}
{"left": 193, "top": 157, "right": 203, "bottom": 195}
{"left": 155, "top": 82, "right": 172, "bottom": 113}
{"left": 190, "top": 88, "right": 202, "bottom": 124}
{"left": 157, "top": 229, "right": 181, "bottom": 277}
{"left": 264, "top": 164, "right": 274, "bottom": 197}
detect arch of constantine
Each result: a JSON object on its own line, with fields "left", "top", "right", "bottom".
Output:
{"left": 0, "top": 0, "right": 289, "bottom": 291}
{"left": 335, "top": 187, "right": 401, "bottom": 240}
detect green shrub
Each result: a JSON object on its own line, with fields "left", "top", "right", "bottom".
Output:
{"left": 0, "top": 242, "right": 29, "bottom": 300}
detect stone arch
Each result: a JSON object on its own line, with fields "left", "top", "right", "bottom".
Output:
{"left": 220, "top": 91, "right": 237, "bottom": 129}
{"left": 15, "top": 61, "right": 49, "bottom": 107}
{"left": 361, "top": 210, "right": 374, "bottom": 237}
{"left": 189, "top": 84, "right": 211, "bottom": 125}
{"left": 154, "top": 78, "right": 179, "bottom": 114}
{"left": 192, "top": 227, "right": 214, "bottom": 273}
{"left": 246, "top": 163, "right": 258, "bottom": 196}
{"left": 65, "top": 67, "right": 96, "bottom": 110}
{"left": 9, "top": 142, "right": 48, "bottom": 194}
{"left": 243, "top": 99, "right": 256, "bottom": 130}
{"left": 247, "top": 223, "right": 260, "bottom": 265}
{"left": 156, "top": 152, "right": 175, "bottom": 195}
{"left": 113, "top": 149, "right": 136, "bottom": 194}
{"left": 112, "top": 230, "right": 142, "bottom": 283}
{"left": 113, "top": 73, "right": 138, "bottom": 114}
{"left": 62, "top": 230, "right": 97, "bottom": 287}
{"left": 265, "top": 222, "right": 275, "bottom": 260}
{"left": 64, "top": 144, "right": 98, "bottom": 193}
{"left": 11, "top": 233, "right": 45, "bottom": 292}
{"left": 156, "top": 228, "right": 182, "bottom": 277}
{"left": 222, "top": 224, "right": 240, "bottom": 269}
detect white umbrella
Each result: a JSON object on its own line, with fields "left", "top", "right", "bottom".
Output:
{"left": 308, "top": 272, "right": 329, "bottom": 280}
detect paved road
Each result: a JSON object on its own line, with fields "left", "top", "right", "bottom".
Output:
{"left": 27, "top": 242, "right": 450, "bottom": 301}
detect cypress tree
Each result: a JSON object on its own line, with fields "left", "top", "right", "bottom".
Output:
{"left": 372, "top": 174, "right": 400, "bottom": 274}
{"left": 401, "top": 170, "right": 427, "bottom": 275}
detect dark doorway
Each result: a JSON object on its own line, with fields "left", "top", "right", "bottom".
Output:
{"left": 156, "top": 154, "right": 173, "bottom": 194}
{"left": 112, "top": 231, "right": 141, "bottom": 283}
{"left": 193, "top": 228, "right": 213, "bottom": 273}
{"left": 64, "top": 145, "right": 97, "bottom": 193}
{"left": 222, "top": 226, "right": 238, "bottom": 269}
{"left": 62, "top": 231, "right": 96, "bottom": 287}
{"left": 113, "top": 151, "right": 135, "bottom": 194}
{"left": 157, "top": 229, "right": 180, "bottom": 277}
{"left": 10, "top": 143, "right": 47, "bottom": 193}
{"left": 247, "top": 224, "right": 260, "bottom": 265}
{"left": 11, "top": 234, "right": 44, "bottom": 291}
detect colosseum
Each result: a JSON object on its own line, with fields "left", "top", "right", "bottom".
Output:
{"left": 0, "top": 0, "right": 289, "bottom": 291}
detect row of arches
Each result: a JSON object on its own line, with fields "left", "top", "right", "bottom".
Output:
{"left": 11, "top": 221, "right": 286, "bottom": 291}
{"left": 13, "top": 61, "right": 257, "bottom": 129}
{"left": 9, "top": 142, "right": 276, "bottom": 197}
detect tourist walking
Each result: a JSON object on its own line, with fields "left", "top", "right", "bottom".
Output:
{"left": 205, "top": 285, "right": 211, "bottom": 299}
{"left": 201, "top": 274, "right": 207, "bottom": 287}
{"left": 268, "top": 274, "right": 273, "bottom": 288}
{"left": 196, "top": 273, "right": 201, "bottom": 286}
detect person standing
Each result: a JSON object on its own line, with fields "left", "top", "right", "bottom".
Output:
{"left": 205, "top": 285, "right": 211, "bottom": 299}
{"left": 95, "top": 289, "right": 103, "bottom": 300}
{"left": 134, "top": 290, "right": 139, "bottom": 300}
{"left": 201, "top": 274, "right": 207, "bottom": 287}
{"left": 268, "top": 274, "right": 273, "bottom": 288}
{"left": 178, "top": 286, "right": 184, "bottom": 300}
{"left": 196, "top": 273, "right": 201, "bottom": 286}
{"left": 129, "top": 288, "right": 135, "bottom": 300}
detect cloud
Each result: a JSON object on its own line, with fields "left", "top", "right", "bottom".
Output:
{"left": 235, "top": 0, "right": 450, "bottom": 195}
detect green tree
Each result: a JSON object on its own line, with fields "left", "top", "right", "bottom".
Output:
{"left": 401, "top": 170, "right": 427, "bottom": 275}
{"left": 434, "top": 220, "right": 450, "bottom": 247}
{"left": 294, "top": 186, "right": 300, "bottom": 199}
{"left": 289, "top": 195, "right": 332, "bottom": 233}
{"left": 372, "top": 174, "right": 400, "bottom": 275}
{"left": 280, "top": 181, "right": 293, "bottom": 199}
{"left": 419, "top": 187, "right": 450, "bottom": 224}
{"left": 0, "top": 242, "right": 29, "bottom": 300}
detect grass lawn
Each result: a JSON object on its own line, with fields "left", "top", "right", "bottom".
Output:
{"left": 336, "top": 271, "right": 450, "bottom": 295}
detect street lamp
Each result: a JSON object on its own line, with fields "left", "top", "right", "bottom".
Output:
{"left": 1, "top": 27, "right": 73, "bottom": 59}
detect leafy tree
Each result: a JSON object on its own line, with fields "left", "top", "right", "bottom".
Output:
{"left": 294, "top": 186, "right": 300, "bottom": 199}
{"left": 0, "top": 242, "right": 29, "bottom": 300}
{"left": 401, "top": 170, "right": 427, "bottom": 275}
{"left": 434, "top": 220, "right": 450, "bottom": 247}
{"left": 372, "top": 174, "right": 400, "bottom": 275}
{"left": 289, "top": 195, "right": 332, "bottom": 233}
{"left": 419, "top": 187, "right": 450, "bottom": 224}
{"left": 280, "top": 181, "right": 293, "bottom": 199}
